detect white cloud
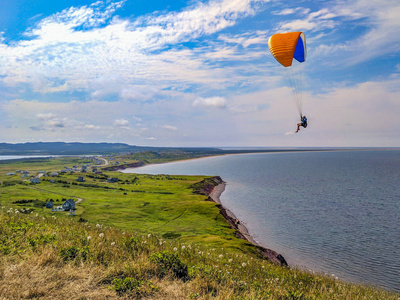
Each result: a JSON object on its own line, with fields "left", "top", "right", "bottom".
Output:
{"left": 37, "top": 113, "right": 56, "bottom": 120}
{"left": 163, "top": 125, "right": 178, "bottom": 131}
{"left": 279, "top": 8, "right": 337, "bottom": 32}
{"left": 296, "top": 0, "right": 400, "bottom": 66}
{"left": 193, "top": 96, "right": 227, "bottom": 108}
{"left": 82, "top": 124, "right": 101, "bottom": 130}
{"left": 1, "top": 75, "right": 400, "bottom": 146}
{"left": 114, "top": 119, "right": 129, "bottom": 126}
{"left": 120, "top": 85, "right": 160, "bottom": 101}
{"left": 272, "top": 7, "right": 310, "bottom": 16}
{"left": 0, "top": 0, "right": 271, "bottom": 96}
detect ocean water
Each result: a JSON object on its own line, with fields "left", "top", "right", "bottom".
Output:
{"left": 123, "top": 150, "right": 400, "bottom": 292}
{"left": 0, "top": 155, "right": 60, "bottom": 161}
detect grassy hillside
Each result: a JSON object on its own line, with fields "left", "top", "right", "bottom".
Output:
{"left": 0, "top": 155, "right": 398, "bottom": 299}
{"left": 1, "top": 210, "right": 398, "bottom": 299}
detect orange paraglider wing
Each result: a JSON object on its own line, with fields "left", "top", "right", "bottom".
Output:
{"left": 268, "top": 32, "right": 306, "bottom": 67}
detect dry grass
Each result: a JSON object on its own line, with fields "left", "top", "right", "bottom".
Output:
{"left": 0, "top": 209, "right": 398, "bottom": 300}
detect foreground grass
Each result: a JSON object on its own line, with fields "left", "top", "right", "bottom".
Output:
{"left": 1, "top": 210, "right": 397, "bottom": 299}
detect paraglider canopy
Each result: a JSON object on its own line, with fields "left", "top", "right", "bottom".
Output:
{"left": 268, "top": 32, "right": 306, "bottom": 67}
{"left": 268, "top": 31, "right": 307, "bottom": 117}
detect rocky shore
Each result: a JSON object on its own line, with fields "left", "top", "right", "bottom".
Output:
{"left": 196, "top": 176, "right": 288, "bottom": 266}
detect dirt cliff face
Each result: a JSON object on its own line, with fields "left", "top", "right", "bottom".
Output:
{"left": 192, "top": 176, "right": 288, "bottom": 267}
{"left": 191, "top": 176, "right": 224, "bottom": 196}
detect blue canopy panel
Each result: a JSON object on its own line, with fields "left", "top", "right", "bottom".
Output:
{"left": 293, "top": 33, "right": 306, "bottom": 63}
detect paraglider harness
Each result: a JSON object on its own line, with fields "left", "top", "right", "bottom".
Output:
{"left": 301, "top": 116, "right": 307, "bottom": 128}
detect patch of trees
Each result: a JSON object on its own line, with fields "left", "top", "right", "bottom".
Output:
{"left": 2, "top": 180, "right": 23, "bottom": 187}
{"left": 12, "top": 199, "right": 33, "bottom": 204}
{"left": 86, "top": 174, "right": 108, "bottom": 180}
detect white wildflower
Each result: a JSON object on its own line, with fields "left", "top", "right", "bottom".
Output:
{"left": 99, "top": 233, "right": 104, "bottom": 238}
{"left": 87, "top": 236, "right": 91, "bottom": 240}
{"left": 242, "top": 263, "right": 246, "bottom": 267}
{"left": 219, "top": 254, "right": 223, "bottom": 258}
{"left": 111, "top": 242, "right": 116, "bottom": 246}
{"left": 173, "top": 247, "right": 177, "bottom": 251}
{"left": 182, "top": 245, "right": 186, "bottom": 250}
{"left": 228, "top": 259, "right": 233, "bottom": 263}
{"left": 96, "top": 224, "right": 101, "bottom": 228}
{"left": 147, "top": 234, "right": 151, "bottom": 238}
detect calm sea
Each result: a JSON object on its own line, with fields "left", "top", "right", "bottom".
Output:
{"left": 123, "top": 150, "right": 400, "bottom": 292}
{"left": 0, "top": 155, "right": 60, "bottom": 160}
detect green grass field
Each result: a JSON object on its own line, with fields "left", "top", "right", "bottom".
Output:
{"left": 0, "top": 156, "right": 253, "bottom": 252}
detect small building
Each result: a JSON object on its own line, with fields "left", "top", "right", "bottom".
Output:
{"left": 50, "top": 179, "right": 56, "bottom": 183}
{"left": 62, "top": 199, "right": 75, "bottom": 211}
{"left": 50, "top": 172, "right": 59, "bottom": 177}
{"left": 30, "top": 177, "right": 40, "bottom": 184}
{"left": 76, "top": 176, "right": 85, "bottom": 182}
{"left": 6, "top": 172, "right": 15, "bottom": 176}
{"left": 45, "top": 201, "right": 54, "bottom": 208}
{"left": 108, "top": 177, "right": 119, "bottom": 183}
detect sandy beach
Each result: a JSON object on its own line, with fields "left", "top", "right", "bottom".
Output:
{"left": 208, "top": 182, "right": 258, "bottom": 245}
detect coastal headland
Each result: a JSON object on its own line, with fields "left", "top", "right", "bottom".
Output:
{"left": 193, "top": 176, "right": 288, "bottom": 266}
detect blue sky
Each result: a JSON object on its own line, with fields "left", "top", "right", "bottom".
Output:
{"left": 1, "top": 0, "right": 399, "bottom": 147}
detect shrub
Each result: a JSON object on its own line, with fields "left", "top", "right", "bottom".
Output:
{"left": 60, "top": 246, "right": 80, "bottom": 262}
{"left": 150, "top": 251, "right": 188, "bottom": 280}
{"left": 60, "top": 245, "right": 88, "bottom": 263}
{"left": 112, "top": 277, "right": 157, "bottom": 297}
{"left": 162, "top": 232, "right": 181, "bottom": 239}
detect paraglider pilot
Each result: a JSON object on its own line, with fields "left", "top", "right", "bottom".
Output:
{"left": 295, "top": 115, "right": 307, "bottom": 133}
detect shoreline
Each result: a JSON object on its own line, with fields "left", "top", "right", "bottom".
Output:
{"left": 208, "top": 181, "right": 288, "bottom": 266}
{"left": 207, "top": 182, "right": 257, "bottom": 244}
